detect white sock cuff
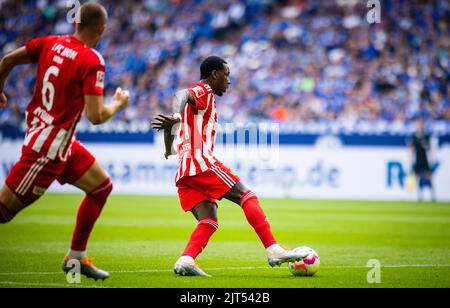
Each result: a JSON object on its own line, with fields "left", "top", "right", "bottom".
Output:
{"left": 179, "top": 256, "right": 195, "bottom": 263}
{"left": 266, "top": 244, "right": 283, "bottom": 253}
{"left": 68, "top": 249, "right": 86, "bottom": 260}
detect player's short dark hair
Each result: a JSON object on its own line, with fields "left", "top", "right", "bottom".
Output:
{"left": 77, "top": 2, "right": 108, "bottom": 31}
{"left": 200, "top": 56, "right": 227, "bottom": 79}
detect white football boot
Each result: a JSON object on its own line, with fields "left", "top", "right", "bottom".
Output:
{"left": 267, "top": 244, "right": 308, "bottom": 267}
{"left": 174, "top": 256, "right": 211, "bottom": 277}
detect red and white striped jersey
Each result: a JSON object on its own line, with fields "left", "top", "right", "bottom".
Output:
{"left": 175, "top": 82, "right": 219, "bottom": 183}
{"left": 22, "top": 35, "right": 105, "bottom": 161}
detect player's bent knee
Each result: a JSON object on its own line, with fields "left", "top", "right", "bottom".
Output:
{"left": 226, "top": 182, "right": 249, "bottom": 205}
{"left": 199, "top": 218, "right": 219, "bottom": 232}
{"left": 239, "top": 190, "right": 258, "bottom": 207}
{"left": 88, "top": 178, "right": 113, "bottom": 203}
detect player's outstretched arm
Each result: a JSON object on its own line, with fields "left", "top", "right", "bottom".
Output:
{"left": 0, "top": 47, "right": 33, "bottom": 108}
{"left": 85, "top": 87, "right": 129, "bottom": 125}
{"left": 163, "top": 127, "right": 176, "bottom": 160}
{"left": 172, "top": 89, "right": 195, "bottom": 114}
{"left": 151, "top": 88, "right": 194, "bottom": 129}
{"left": 151, "top": 114, "right": 180, "bottom": 131}
{"left": 151, "top": 88, "right": 194, "bottom": 131}
{"left": 150, "top": 89, "right": 193, "bottom": 159}
{"left": 151, "top": 114, "right": 180, "bottom": 159}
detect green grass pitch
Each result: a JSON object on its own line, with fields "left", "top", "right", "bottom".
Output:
{"left": 0, "top": 194, "right": 449, "bottom": 288}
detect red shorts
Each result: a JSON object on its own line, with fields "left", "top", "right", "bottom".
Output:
{"left": 5, "top": 141, "right": 96, "bottom": 205}
{"left": 176, "top": 162, "right": 240, "bottom": 212}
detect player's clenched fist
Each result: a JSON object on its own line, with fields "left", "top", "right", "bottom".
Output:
{"left": 0, "top": 92, "right": 7, "bottom": 108}
{"left": 114, "top": 87, "right": 129, "bottom": 110}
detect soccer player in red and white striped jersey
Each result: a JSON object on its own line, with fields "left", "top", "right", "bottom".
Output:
{"left": 0, "top": 2, "right": 129, "bottom": 281}
{"left": 152, "top": 56, "right": 307, "bottom": 277}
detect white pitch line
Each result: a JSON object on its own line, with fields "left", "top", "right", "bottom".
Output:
{"left": 0, "top": 281, "right": 105, "bottom": 288}
{"left": 0, "top": 271, "right": 61, "bottom": 276}
{"left": 384, "top": 264, "right": 450, "bottom": 268}
{"left": 325, "top": 264, "right": 450, "bottom": 269}
{"left": 111, "top": 266, "right": 274, "bottom": 273}
{"left": 1, "top": 264, "right": 450, "bottom": 277}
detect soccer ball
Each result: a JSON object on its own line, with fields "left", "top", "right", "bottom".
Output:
{"left": 288, "top": 247, "right": 320, "bottom": 277}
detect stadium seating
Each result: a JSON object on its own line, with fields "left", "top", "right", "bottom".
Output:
{"left": 0, "top": 0, "right": 449, "bottom": 135}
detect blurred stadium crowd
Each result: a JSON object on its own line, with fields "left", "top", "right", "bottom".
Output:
{"left": 0, "top": 0, "right": 449, "bottom": 134}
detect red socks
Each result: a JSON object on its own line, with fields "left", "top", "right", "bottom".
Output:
{"left": 182, "top": 218, "right": 218, "bottom": 259}
{"left": 70, "top": 178, "right": 113, "bottom": 251}
{"left": 0, "top": 201, "right": 14, "bottom": 223}
{"left": 181, "top": 191, "right": 275, "bottom": 259}
{"left": 240, "top": 191, "right": 277, "bottom": 248}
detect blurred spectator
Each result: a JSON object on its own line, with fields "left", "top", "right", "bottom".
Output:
{"left": 0, "top": 0, "right": 449, "bottom": 134}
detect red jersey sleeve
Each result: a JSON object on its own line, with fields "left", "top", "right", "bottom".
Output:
{"left": 82, "top": 50, "right": 105, "bottom": 96}
{"left": 25, "top": 36, "right": 48, "bottom": 62}
{"left": 188, "top": 84, "right": 209, "bottom": 110}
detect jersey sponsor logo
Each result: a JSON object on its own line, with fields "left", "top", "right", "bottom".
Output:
{"left": 96, "top": 71, "right": 105, "bottom": 89}
{"left": 33, "top": 107, "right": 55, "bottom": 125}
{"left": 179, "top": 142, "right": 191, "bottom": 155}
{"left": 192, "top": 86, "right": 205, "bottom": 98}
{"left": 33, "top": 186, "right": 47, "bottom": 196}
